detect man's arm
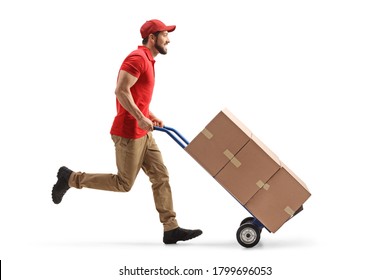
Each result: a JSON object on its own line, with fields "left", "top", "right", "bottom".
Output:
{"left": 115, "top": 70, "right": 153, "bottom": 131}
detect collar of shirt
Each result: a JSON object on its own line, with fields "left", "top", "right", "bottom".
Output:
{"left": 138, "top": 45, "right": 155, "bottom": 63}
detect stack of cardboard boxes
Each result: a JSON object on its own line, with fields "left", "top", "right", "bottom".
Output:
{"left": 185, "top": 109, "right": 311, "bottom": 232}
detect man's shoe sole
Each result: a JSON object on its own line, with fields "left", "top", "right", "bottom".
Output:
{"left": 52, "top": 166, "right": 73, "bottom": 204}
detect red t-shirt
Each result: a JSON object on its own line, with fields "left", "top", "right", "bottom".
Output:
{"left": 110, "top": 46, "right": 155, "bottom": 139}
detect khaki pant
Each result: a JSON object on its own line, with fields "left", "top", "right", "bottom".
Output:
{"left": 69, "top": 132, "right": 178, "bottom": 231}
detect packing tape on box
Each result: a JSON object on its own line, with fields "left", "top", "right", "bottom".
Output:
{"left": 231, "top": 157, "right": 241, "bottom": 168}
{"left": 224, "top": 149, "right": 235, "bottom": 160}
{"left": 201, "top": 128, "right": 213, "bottom": 139}
{"left": 223, "top": 149, "right": 241, "bottom": 168}
{"left": 256, "top": 180, "right": 270, "bottom": 190}
{"left": 284, "top": 206, "right": 294, "bottom": 217}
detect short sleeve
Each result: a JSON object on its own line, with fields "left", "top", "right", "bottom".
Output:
{"left": 120, "top": 54, "right": 145, "bottom": 78}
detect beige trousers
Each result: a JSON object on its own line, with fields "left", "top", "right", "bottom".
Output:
{"left": 69, "top": 132, "right": 178, "bottom": 231}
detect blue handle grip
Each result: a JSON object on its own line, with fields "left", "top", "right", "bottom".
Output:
{"left": 154, "top": 126, "right": 189, "bottom": 149}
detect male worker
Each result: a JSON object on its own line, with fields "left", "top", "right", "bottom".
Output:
{"left": 52, "top": 19, "right": 202, "bottom": 244}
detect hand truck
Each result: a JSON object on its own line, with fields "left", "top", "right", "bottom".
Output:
{"left": 154, "top": 126, "right": 266, "bottom": 248}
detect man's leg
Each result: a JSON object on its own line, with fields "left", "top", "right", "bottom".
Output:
{"left": 141, "top": 133, "right": 178, "bottom": 231}
{"left": 142, "top": 133, "right": 202, "bottom": 243}
{"left": 52, "top": 135, "right": 148, "bottom": 203}
{"left": 69, "top": 135, "right": 147, "bottom": 191}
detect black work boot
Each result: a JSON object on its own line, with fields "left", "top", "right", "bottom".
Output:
{"left": 52, "top": 166, "right": 73, "bottom": 204}
{"left": 163, "top": 227, "right": 203, "bottom": 244}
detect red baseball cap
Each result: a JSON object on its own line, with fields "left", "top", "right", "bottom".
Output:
{"left": 140, "top": 19, "right": 176, "bottom": 39}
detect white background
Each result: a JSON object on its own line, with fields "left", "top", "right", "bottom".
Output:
{"left": 1, "top": 0, "right": 390, "bottom": 279}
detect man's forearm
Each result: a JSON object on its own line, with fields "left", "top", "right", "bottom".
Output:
{"left": 115, "top": 88, "right": 144, "bottom": 121}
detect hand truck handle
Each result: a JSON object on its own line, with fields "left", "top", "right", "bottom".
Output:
{"left": 153, "top": 126, "right": 189, "bottom": 149}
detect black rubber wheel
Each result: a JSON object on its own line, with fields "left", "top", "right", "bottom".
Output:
{"left": 236, "top": 223, "right": 261, "bottom": 248}
{"left": 240, "top": 217, "right": 255, "bottom": 226}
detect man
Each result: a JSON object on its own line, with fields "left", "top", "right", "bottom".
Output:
{"left": 52, "top": 19, "right": 202, "bottom": 244}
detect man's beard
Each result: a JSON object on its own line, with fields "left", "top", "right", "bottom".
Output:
{"left": 155, "top": 41, "right": 167, "bottom": 55}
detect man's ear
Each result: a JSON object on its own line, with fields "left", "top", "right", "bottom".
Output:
{"left": 149, "top": 33, "right": 156, "bottom": 42}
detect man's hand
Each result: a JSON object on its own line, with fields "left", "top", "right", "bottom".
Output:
{"left": 151, "top": 117, "right": 164, "bottom": 128}
{"left": 137, "top": 116, "right": 154, "bottom": 131}
{"left": 149, "top": 112, "right": 164, "bottom": 128}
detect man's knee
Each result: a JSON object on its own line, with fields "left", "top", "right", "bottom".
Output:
{"left": 117, "top": 176, "right": 134, "bottom": 192}
{"left": 149, "top": 172, "right": 169, "bottom": 186}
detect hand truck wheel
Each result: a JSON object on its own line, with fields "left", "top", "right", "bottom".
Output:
{"left": 236, "top": 223, "right": 261, "bottom": 248}
{"left": 240, "top": 216, "right": 255, "bottom": 226}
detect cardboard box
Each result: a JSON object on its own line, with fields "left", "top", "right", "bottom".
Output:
{"left": 186, "top": 108, "right": 311, "bottom": 233}
{"left": 215, "top": 135, "right": 281, "bottom": 205}
{"left": 245, "top": 163, "right": 311, "bottom": 232}
{"left": 185, "top": 108, "right": 252, "bottom": 176}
